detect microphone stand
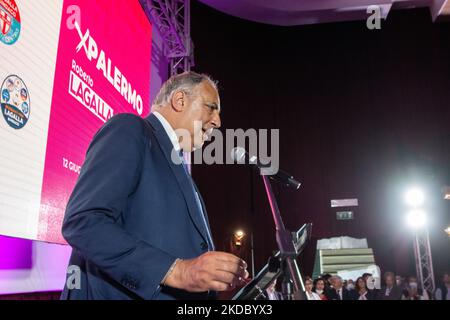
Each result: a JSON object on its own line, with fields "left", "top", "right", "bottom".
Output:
{"left": 261, "top": 174, "right": 307, "bottom": 300}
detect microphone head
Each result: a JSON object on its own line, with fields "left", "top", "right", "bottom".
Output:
{"left": 231, "top": 147, "right": 247, "bottom": 164}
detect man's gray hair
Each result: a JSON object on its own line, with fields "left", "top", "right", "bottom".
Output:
{"left": 152, "top": 71, "right": 217, "bottom": 108}
{"left": 331, "top": 275, "right": 342, "bottom": 282}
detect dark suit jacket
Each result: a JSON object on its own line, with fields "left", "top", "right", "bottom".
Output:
{"left": 377, "top": 286, "right": 403, "bottom": 300}
{"left": 325, "top": 287, "right": 352, "bottom": 300}
{"left": 349, "top": 289, "right": 376, "bottom": 300}
{"left": 60, "top": 113, "right": 214, "bottom": 300}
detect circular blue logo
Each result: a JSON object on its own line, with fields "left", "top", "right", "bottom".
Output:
{"left": 1, "top": 88, "right": 9, "bottom": 101}
{"left": 1, "top": 75, "right": 30, "bottom": 129}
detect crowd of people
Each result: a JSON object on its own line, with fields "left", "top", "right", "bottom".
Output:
{"left": 265, "top": 271, "right": 450, "bottom": 300}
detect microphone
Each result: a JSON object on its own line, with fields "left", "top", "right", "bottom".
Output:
{"left": 231, "top": 147, "right": 301, "bottom": 190}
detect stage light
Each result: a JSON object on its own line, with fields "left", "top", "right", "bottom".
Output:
{"left": 233, "top": 230, "right": 245, "bottom": 246}
{"left": 445, "top": 226, "right": 450, "bottom": 237}
{"left": 442, "top": 186, "right": 450, "bottom": 200}
{"left": 405, "top": 188, "right": 425, "bottom": 207}
{"left": 406, "top": 210, "right": 426, "bottom": 229}
{"left": 235, "top": 230, "right": 244, "bottom": 238}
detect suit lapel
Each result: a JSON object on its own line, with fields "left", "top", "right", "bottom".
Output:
{"left": 145, "top": 114, "right": 211, "bottom": 246}
{"left": 191, "top": 180, "right": 215, "bottom": 250}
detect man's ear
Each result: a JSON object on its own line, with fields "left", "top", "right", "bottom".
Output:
{"left": 171, "top": 91, "right": 185, "bottom": 112}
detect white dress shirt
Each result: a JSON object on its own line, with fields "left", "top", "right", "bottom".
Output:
{"left": 153, "top": 111, "right": 181, "bottom": 152}
{"left": 332, "top": 287, "right": 343, "bottom": 300}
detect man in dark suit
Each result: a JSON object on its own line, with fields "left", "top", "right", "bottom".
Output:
{"left": 325, "top": 276, "right": 352, "bottom": 300}
{"left": 377, "top": 272, "right": 403, "bottom": 300}
{"left": 61, "top": 72, "right": 248, "bottom": 300}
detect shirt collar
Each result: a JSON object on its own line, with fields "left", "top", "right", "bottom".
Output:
{"left": 153, "top": 111, "right": 181, "bottom": 153}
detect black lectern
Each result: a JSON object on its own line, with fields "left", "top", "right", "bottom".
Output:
{"left": 232, "top": 223, "right": 312, "bottom": 300}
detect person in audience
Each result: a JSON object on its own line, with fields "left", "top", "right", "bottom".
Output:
{"left": 352, "top": 276, "right": 374, "bottom": 300}
{"left": 362, "top": 273, "right": 372, "bottom": 283}
{"left": 305, "top": 278, "right": 321, "bottom": 300}
{"left": 313, "top": 278, "right": 328, "bottom": 300}
{"left": 377, "top": 271, "right": 403, "bottom": 300}
{"left": 325, "top": 275, "right": 352, "bottom": 300}
{"left": 265, "top": 278, "right": 282, "bottom": 300}
{"left": 346, "top": 279, "right": 355, "bottom": 291}
{"left": 434, "top": 272, "right": 450, "bottom": 300}
{"left": 365, "top": 275, "right": 380, "bottom": 299}
{"left": 402, "top": 276, "right": 429, "bottom": 300}
{"left": 396, "top": 275, "right": 406, "bottom": 290}
{"left": 320, "top": 273, "right": 332, "bottom": 289}
{"left": 345, "top": 278, "right": 357, "bottom": 298}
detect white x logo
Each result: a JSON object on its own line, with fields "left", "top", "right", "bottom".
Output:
{"left": 74, "top": 20, "right": 90, "bottom": 57}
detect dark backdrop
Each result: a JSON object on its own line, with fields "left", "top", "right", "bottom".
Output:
{"left": 190, "top": 3, "right": 450, "bottom": 280}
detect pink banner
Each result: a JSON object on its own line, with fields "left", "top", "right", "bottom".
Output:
{"left": 38, "top": 0, "right": 152, "bottom": 243}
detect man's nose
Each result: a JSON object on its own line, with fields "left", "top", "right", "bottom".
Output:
{"left": 211, "top": 111, "right": 221, "bottom": 129}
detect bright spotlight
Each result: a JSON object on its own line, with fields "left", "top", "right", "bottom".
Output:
{"left": 405, "top": 188, "right": 425, "bottom": 207}
{"left": 233, "top": 230, "right": 245, "bottom": 246}
{"left": 235, "top": 230, "right": 244, "bottom": 238}
{"left": 443, "top": 186, "right": 450, "bottom": 200}
{"left": 406, "top": 210, "right": 426, "bottom": 229}
{"left": 445, "top": 226, "right": 450, "bottom": 237}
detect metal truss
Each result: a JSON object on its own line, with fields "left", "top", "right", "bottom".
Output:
{"left": 413, "top": 228, "right": 436, "bottom": 294}
{"left": 141, "top": 0, "right": 194, "bottom": 75}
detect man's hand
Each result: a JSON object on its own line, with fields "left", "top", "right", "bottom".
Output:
{"left": 164, "top": 251, "right": 249, "bottom": 292}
